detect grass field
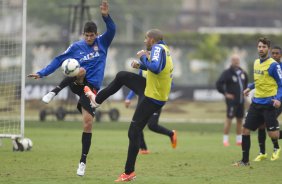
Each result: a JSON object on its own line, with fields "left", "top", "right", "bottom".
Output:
{"left": 0, "top": 121, "right": 282, "bottom": 184}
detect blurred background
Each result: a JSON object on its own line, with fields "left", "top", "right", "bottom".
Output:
{"left": 1, "top": 0, "right": 282, "bottom": 122}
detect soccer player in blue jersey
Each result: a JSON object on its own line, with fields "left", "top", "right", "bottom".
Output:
{"left": 233, "top": 38, "right": 282, "bottom": 166}
{"left": 84, "top": 29, "right": 176, "bottom": 182}
{"left": 124, "top": 69, "right": 176, "bottom": 154}
{"left": 254, "top": 46, "right": 282, "bottom": 161}
{"left": 27, "top": 0, "right": 115, "bottom": 176}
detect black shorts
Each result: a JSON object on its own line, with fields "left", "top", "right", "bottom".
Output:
{"left": 226, "top": 100, "right": 244, "bottom": 118}
{"left": 69, "top": 81, "right": 97, "bottom": 117}
{"left": 276, "top": 105, "right": 282, "bottom": 118}
{"left": 244, "top": 103, "right": 280, "bottom": 131}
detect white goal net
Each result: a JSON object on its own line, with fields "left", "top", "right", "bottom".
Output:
{"left": 0, "top": 0, "right": 26, "bottom": 138}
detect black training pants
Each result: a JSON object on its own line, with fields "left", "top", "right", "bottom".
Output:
{"left": 95, "top": 71, "right": 163, "bottom": 173}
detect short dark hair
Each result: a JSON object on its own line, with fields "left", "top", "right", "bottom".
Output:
{"left": 272, "top": 46, "right": 282, "bottom": 53}
{"left": 83, "top": 21, "right": 97, "bottom": 34}
{"left": 257, "top": 37, "right": 271, "bottom": 48}
{"left": 147, "top": 29, "right": 163, "bottom": 42}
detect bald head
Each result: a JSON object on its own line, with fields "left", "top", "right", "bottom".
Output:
{"left": 230, "top": 55, "right": 240, "bottom": 68}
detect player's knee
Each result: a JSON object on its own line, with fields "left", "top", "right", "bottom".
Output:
{"left": 268, "top": 130, "right": 280, "bottom": 139}
{"left": 242, "top": 127, "right": 250, "bottom": 135}
{"left": 116, "top": 71, "right": 128, "bottom": 80}
{"left": 83, "top": 115, "right": 93, "bottom": 131}
{"left": 77, "top": 67, "right": 86, "bottom": 78}
{"left": 128, "top": 123, "right": 141, "bottom": 140}
{"left": 147, "top": 123, "right": 157, "bottom": 131}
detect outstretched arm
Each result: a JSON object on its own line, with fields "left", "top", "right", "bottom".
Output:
{"left": 27, "top": 44, "right": 76, "bottom": 79}
{"left": 100, "top": 0, "right": 109, "bottom": 17}
{"left": 27, "top": 73, "right": 40, "bottom": 79}
{"left": 99, "top": 0, "right": 116, "bottom": 48}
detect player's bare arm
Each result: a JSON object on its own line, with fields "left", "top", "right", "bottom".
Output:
{"left": 124, "top": 99, "right": 131, "bottom": 108}
{"left": 224, "top": 93, "right": 235, "bottom": 100}
{"left": 27, "top": 73, "right": 40, "bottom": 79}
{"left": 272, "top": 99, "right": 281, "bottom": 108}
{"left": 243, "top": 88, "right": 251, "bottom": 96}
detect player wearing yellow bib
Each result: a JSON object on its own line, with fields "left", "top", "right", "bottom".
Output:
{"left": 254, "top": 46, "right": 282, "bottom": 162}
{"left": 124, "top": 69, "right": 176, "bottom": 154}
{"left": 233, "top": 37, "right": 282, "bottom": 166}
{"left": 83, "top": 29, "right": 176, "bottom": 181}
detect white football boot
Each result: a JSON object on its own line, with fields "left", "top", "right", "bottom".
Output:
{"left": 42, "top": 92, "right": 56, "bottom": 104}
{"left": 76, "top": 162, "right": 86, "bottom": 176}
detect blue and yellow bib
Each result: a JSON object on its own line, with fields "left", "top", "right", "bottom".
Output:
{"left": 144, "top": 44, "right": 173, "bottom": 101}
{"left": 253, "top": 58, "right": 277, "bottom": 98}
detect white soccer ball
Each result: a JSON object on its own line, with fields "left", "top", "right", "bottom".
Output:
{"left": 61, "top": 58, "right": 80, "bottom": 77}
{"left": 24, "top": 138, "right": 33, "bottom": 151}
{"left": 13, "top": 137, "right": 33, "bottom": 151}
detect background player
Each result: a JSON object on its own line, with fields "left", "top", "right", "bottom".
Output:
{"left": 234, "top": 37, "right": 282, "bottom": 166}
{"left": 216, "top": 55, "right": 248, "bottom": 147}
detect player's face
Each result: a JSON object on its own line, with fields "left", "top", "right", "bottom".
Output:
{"left": 271, "top": 48, "right": 282, "bottom": 62}
{"left": 257, "top": 42, "right": 269, "bottom": 58}
{"left": 144, "top": 34, "right": 154, "bottom": 51}
{"left": 83, "top": 32, "right": 97, "bottom": 45}
{"left": 231, "top": 56, "right": 240, "bottom": 68}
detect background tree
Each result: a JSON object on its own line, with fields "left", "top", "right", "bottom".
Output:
{"left": 189, "top": 34, "right": 228, "bottom": 86}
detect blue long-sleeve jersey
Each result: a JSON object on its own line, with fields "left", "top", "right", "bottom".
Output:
{"left": 37, "top": 15, "right": 116, "bottom": 90}
{"left": 138, "top": 40, "right": 169, "bottom": 105}
{"left": 248, "top": 60, "right": 282, "bottom": 105}
{"left": 139, "top": 40, "right": 167, "bottom": 74}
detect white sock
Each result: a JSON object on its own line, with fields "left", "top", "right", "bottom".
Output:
{"left": 236, "top": 135, "right": 242, "bottom": 142}
{"left": 223, "top": 135, "right": 229, "bottom": 142}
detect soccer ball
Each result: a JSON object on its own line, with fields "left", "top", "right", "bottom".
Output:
{"left": 61, "top": 58, "right": 80, "bottom": 77}
{"left": 13, "top": 137, "right": 33, "bottom": 151}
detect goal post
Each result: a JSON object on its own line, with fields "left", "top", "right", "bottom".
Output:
{"left": 0, "top": 0, "right": 27, "bottom": 139}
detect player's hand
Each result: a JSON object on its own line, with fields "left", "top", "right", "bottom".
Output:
{"left": 124, "top": 99, "right": 131, "bottom": 108}
{"left": 225, "top": 93, "right": 234, "bottom": 100}
{"left": 100, "top": 0, "right": 109, "bottom": 17}
{"left": 137, "top": 50, "right": 148, "bottom": 58}
{"left": 243, "top": 88, "right": 251, "bottom": 96}
{"left": 272, "top": 99, "right": 281, "bottom": 108}
{"left": 131, "top": 60, "right": 140, "bottom": 69}
{"left": 27, "top": 73, "right": 40, "bottom": 79}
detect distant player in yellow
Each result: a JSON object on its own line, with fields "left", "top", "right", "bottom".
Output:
{"left": 84, "top": 29, "right": 177, "bottom": 181}
{"left": 233, "top": 37, "right": 282, "bottom": 166}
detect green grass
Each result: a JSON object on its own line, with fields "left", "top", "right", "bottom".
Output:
{"left": 0, "top": 121, "right": 281, "bottom": 184}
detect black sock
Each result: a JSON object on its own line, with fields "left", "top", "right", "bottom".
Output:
{"left": 80, "top": 132, "right": 92, "bottom": 164}
{"left": 242, "top": 135, "right": 250, "bottom": 163}
{"left": 258, "top": 129, "right": 266, "bottom": 154}
{"left": 280, "top": 131, "right": 282, "bottom": 139}
{"left": 51, "top": 86, "right": 62, "bottom": 95}
{"left": 52, "top": 77, "right": 76, "bottom": 95}
{"left": 271, "top": 139, "right": 280, "bottom": 150}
